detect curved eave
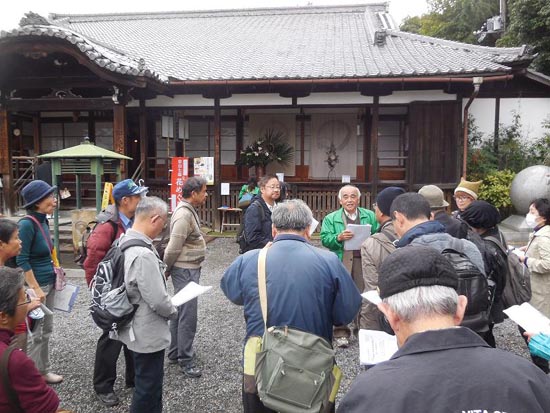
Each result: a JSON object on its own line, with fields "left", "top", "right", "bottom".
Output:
{"left": 0, "top": 25, "right": 169, "bottom": 86}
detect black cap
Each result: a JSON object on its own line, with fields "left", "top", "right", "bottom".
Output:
{"left": 460, "top": 200, "right": 500, "bottom": 229}
{"left": 376, "top": 187, "right": 406, "bottom": 216}
{"left": 379, "top": 246, "right": 458, "bottom": 299}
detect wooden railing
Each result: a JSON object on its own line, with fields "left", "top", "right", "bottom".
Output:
{"left": 147, "top": 182, "right": 372, "bottom": 233}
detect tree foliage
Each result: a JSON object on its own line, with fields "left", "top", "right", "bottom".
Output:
{"left": 497, "top": 0, "right": 550, "bottom": 75}
{"left": 400, "top": 0, "right": 499, "bottom": 44}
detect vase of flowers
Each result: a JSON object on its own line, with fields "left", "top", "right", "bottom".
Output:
{"left": 236, "top": 129, "right": 294, "bottom": 176}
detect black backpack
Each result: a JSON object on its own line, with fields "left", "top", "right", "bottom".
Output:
{"left": 236, "top": 200, "right": 264, "bottom": 254}
{"left": 74, "top": 220, "right": 118, "bottom": 267}
{"left": 89, "top": 238, "right": 151, "bottom": 335}
{"left": 485, "top": 234, "right": 531, "bottom": 308}
{"left": 441, "top": 239, "right": 494, "bottom": 332}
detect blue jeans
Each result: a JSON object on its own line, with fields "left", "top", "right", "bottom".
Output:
{"left": 168, "top": 267, "right": 201, "bottom": 365}
{"left": 131, "top": 350, "right": 165, "bottom": 413}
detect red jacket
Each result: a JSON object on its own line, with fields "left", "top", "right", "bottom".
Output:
{"left": 83, "top": 208, "right": 126, "bottom": 287}
{"left": 0, "top": 329, "right": 59, "bottom": 413}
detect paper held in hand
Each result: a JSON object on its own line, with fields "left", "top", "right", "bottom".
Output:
{"left": 503, "top": 303, "right": 550, "bottom": 335}
{"left": 53, "top": 283, "right": 80, "bottom": 312}
{"left": 343, "top": 224, "right": 371, "bottom": 250}
{"left": 359, "top": 329, "right": 398, "bottom": 365}
{"left": 171, "top": 281, "right": 212, "bottom": 307}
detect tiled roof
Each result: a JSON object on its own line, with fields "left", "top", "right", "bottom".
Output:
{"left": 3, "top": 4, "right": 534, "bottom": 83}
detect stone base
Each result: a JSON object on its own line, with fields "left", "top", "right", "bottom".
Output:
{"left": 498, "top": 215, "right": 532, "bottom": 246}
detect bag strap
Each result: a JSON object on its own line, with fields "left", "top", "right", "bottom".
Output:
{"left": 23, "top": 215, "right": 53, "bottom": 252}
{"left": 257, "top": 244, "right": 271, "bottom": 329}
{"left": 0, "top": 341, "right": 23, "bottom": 413}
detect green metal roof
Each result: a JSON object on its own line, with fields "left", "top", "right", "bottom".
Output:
{"left": 37, "top": 139, "right": 132, "bottom": 160}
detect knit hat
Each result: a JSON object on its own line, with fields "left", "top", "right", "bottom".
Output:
{"left": 376, "top": 187, "right": 406, "bottom": 216}
{"left": 112, "top": 179, "right": 148, "bottom": 201}
{"left": 21, "top": 180, "right": 57, "bottom": 209}
{"left": 418, "top": 185, "right": 449, "bottom": 209}
{"left": 460, "top": 200, "right": 501, "bottom": 229}
{"left": 454, "top": 178, "right": 482, "bottom": 200}
{"left": 378, "top": 246, "right": 458, "bottom": 299}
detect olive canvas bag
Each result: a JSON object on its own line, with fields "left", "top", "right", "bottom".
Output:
{"left": 254, "top": 245, "right": 339, "bottom": 413}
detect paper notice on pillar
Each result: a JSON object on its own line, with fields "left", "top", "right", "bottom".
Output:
{"left": 342, "top": 175, "right": 351, "bottom": 183}
{"left": 53, "top": 283, "right": 80, "bottom": 312}
{"left": 221, "top": 183, "right": 230, "bottom": 195}
{"left": 359, "top": 329, "right": 398, "bottom": 365}
{"left": 171, "top": 282, "right": 212, "bottom": 307}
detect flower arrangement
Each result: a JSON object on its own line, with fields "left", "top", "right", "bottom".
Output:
{"left": 236, "top": 129, "right": 294, "bottom": 168}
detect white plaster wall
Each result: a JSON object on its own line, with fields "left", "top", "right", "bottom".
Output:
{"left": 466, "top": 98, "right": 550, "bottom": 142}
{"left": 380, "top": 90, "right": 456, "bottom": 104}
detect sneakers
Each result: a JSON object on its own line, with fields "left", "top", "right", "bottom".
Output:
{"left": 181, "top": 362, "right": 202, "bottom": 378}
{"left": 42, "top": 373, "right": 63, "bottom": 384}
{"left": 334, "top": 336, "right": 350, "bottom": 348}
{"left": 96, "top": 392, "right": 120, "bottom": 407}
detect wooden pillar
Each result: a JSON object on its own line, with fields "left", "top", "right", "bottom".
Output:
{"left": 213, "top": 98, "right": 221, "bottom": 231}
{"left": 363, "top": 105, "right": 370, "bottom": 183}
{"left": 88, "top": 111, "right": 96, "bottom": 142}
{"left": 32, "top": 115, "right": 40, "bottom": 155}
{"left": 139, "top": 100, "right": 148, "bottom": 180}
{"left": 0, "top": 109, "right": 14, "bottom": 215}
{"left": 113, "top": 104, "right": 127, "bottom": 177}
{"left": 370, "top": 96, "right": 380, "bottom": 198}
{"left": 236, "top": 109, "right": 244, "bottom": 180}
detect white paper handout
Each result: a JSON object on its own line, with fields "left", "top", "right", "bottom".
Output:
{"left": 343, "top": 224, "right": 371, "bottom": 250}
{"left": 309, "top": 217, "right": 319, "bottom": 236}
{"left": 359, "top": 329, "right": 398, "bottom": 365}
{"left": 503, "top": 303, "right": 550, "bottom": 335}
{"left": 53, "top": 283, "right": 80, "bottom": 312}
{"left": 171, "top": 281, "right": 212, "bottom": 307}
{"left": 361, "top": 290, "right": 382, "bottom": 305}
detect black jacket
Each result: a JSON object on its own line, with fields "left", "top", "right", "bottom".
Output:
{"left": 339, "top": 327, "right": 550, "bottom": 413}
{"left": 243, "top": 195, "right": 273, "bottom": 250}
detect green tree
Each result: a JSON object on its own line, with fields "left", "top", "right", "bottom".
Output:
{"left": 497, "top": 0, "right": 550, "bottom": 75}
{"left": 400, "top": 0, "right": 499, "bottom": 44}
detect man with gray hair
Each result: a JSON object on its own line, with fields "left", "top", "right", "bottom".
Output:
{"left": 116, "top": 196, "right": 177, "bottom": 413}
{"left": 339, "top": 245, "right": 550, "bottom": 412}
{"left": 321, "top": 185, "right": 378, "bottom": 347}
{"left": 222, "top": 199, "right": 361, "bottom": 412}
{"left": 163, "top": 177, "right": 207, "bottom": 378}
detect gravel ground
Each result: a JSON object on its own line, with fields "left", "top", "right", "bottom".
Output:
{"left": 51, "top": 237, "right": 531, "bottom": 413}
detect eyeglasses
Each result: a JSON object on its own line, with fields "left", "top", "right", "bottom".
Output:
{"left": 266, "top": 186, "right": 281, "bottom": 191}
{"left": 372, "top": 203, "right": 378, "bottom": 209}
{"left": 453, "top": 195, "right": 472, "bottom": 201}
{"left": 17, "top": 292, "right": 31, "bottom": 307}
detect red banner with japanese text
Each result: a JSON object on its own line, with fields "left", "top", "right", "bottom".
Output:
{"left": 170, "top": 157, "right": 189, "bottom": 211}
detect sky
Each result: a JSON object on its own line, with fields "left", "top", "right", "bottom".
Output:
{"left": 0, "top": 0, "right": 429, "bottom": 31}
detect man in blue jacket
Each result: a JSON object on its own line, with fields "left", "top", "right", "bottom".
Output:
{"left": 221, "top": 199, "right": 361, "bottom": 413}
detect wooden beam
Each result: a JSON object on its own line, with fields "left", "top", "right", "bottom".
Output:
{"left": 236, "top": 109, "right": 244, "bottom": 180}
{"left": 6, "top": 98, "right": 114, "bottom": 111}
{"left": 213, "top": 97, "right": 221, "bottom": 231}
{"left": 370, "top": 96, "right": 380, "bottom": 198}
{"left": 139, "top": 100, "right": 148, "bottom": 180}
{"left": 113, "top": 104, "right": 127, "bottom": 177}
{"left": 0, "top": 109, "right": 14, "bottom": 214}
{"left": 32, "top": 115, "right": 40, "bottom": 155}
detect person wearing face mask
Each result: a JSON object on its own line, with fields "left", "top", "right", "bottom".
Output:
{"left": 518, "top": 198, "right": 550, "bottom": 373}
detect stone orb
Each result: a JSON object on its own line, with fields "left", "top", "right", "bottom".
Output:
{"left": 510, "top": 165, "right": 550, "bottom": 214}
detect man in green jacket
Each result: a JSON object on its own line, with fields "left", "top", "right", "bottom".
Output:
{"left": 321, "top": 185, "right": 378, "bottom": 347}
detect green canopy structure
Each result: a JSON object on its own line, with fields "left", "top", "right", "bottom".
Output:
{"left": 37, "top": 137, "right": 131, "bottom": 251}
